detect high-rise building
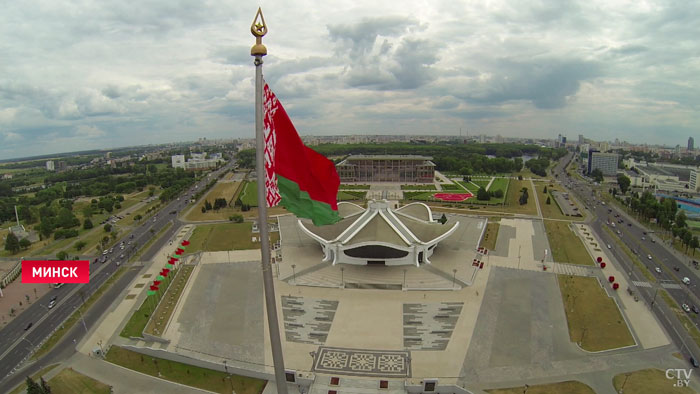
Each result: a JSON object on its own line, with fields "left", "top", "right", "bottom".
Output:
{"left": 691, "top": 169, "right": 699, "bottom": 191}
{"left": 689, "top": 137, "right": 695, "bottom": 151}
{"left": 46, "top": 160, "right": 54, "bottom": 171}
{"left": 578, "top": 134, "right": 584, "bottom": 144}
{"left": 588, "top": 150, "right": 619, "bottom": 176}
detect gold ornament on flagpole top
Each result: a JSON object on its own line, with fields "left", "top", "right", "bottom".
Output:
{"left": 250, "top": 7, "right": 267, "bottom": 56}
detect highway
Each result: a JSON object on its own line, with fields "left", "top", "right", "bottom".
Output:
{"left": 553, "top": 154, "right": 700, "bottom": 363}
{"left": 0, "top": 162, "right": 234, "bottom": 391}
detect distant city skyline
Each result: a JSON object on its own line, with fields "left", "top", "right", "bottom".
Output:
{"left": 1, "top": 0, "right": 699, "bottom": 160}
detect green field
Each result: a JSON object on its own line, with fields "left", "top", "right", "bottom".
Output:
{"left": 239, "top": 181, "right": 259, "bottom": 207}
{"left": 457, "top": 181, "right": 482, "bottom": 193}
{"left": 338, "top": 190, "right": 366, "bottom": 200}
{"left": 106, "top": 346, "right": 266, "bottom": 394}
{"left": 48, "top": 368, "right": 112, "bottom": 394}
{"left": 487, "top": 380, "right": 595, "bottom": 394}
{"left": 612, "top": 369, "right": 694, "bottom": 394}
{"left": 558, "top": 275, "right": 635, "bottom": 351}
{"left": 400, "top": 184, "right": 436, "bottom": 190}
{"left": 186, "top": 222, "right": 279, "bottom": 253}
{"left": 544, "top": 221, "right": 594, "bottom": 265}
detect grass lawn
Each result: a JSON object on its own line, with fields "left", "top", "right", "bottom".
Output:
{"left": 8, "top": 364, "right": 60, "bottom": 394}
{"left": 487, "top": 177, "right": 509, "bottom": 192}
{"left": 558, "top": 275, "right": 635, "bottom": 351}
{"left": 120, "top": 296, "right": 151, "bottom": 338}
{"left": 337, "top": 190, "right": 365, "bottom": 200}
{"left": 501, "top": 179, "right": 537, "bottom": 215}
{"left": 184, "top": 181, "right": 243, "bottom": 222}
{"left": 33, "top": 266, "right": 129, "bottom": 360}
{"left": 48, "top": 368, "right": 111, "bottom": 394}
{"left": 471, "top": 178, "right": 490, "bottom": 189}
{"left": 479, "top": 222, "right": 500, "bottom": 251}
{"left": 440, "top": 183, "right": 462, "bottom": 191}
{"left": 544, "top": 221, "right": 594, "bottom": 266}
{"left": 486, "top": 380, "right": 595, "bottom": 394}
{"left": 400, "top": 184, "right": 436, "bottom": 190}
{"left": 535, "top": 183, "right": 571, "bottom": 220}
{"left": 106, "top": 346, "right": 266, "bottom": 394}
{"left": 145, "top": 266, "right": 194, "bottom": 336}
{"left": 340, "top": 184, "right": 370, "bottom": 190}
{"left": 457, "top": 180, "right": 482, "bottom": 193}
{"left": 186, "top": 222, "right": 278, "bottom": 252}
{"left": 613, "top": 369, "right": 694, "bottom": 394}
{"left": 239, "top": 181, "right": 258, "bottom": 207}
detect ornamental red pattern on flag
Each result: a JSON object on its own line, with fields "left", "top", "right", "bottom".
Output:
{"left": 263, "top": 82, "right": 282, "bottom": 207}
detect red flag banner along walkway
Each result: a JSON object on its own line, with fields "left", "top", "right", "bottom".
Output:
{"left": 433, "top": 193, "right": 474, "bottom": 202}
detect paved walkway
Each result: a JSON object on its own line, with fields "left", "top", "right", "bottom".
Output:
{"left": 0, "top": 282, "right": 53, "bottom": 328}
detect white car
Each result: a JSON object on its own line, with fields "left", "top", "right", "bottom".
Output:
{"left": 648, "top": 255, "right": 652, "bottom": 260}
{"left": 607, "top": 244, "right": 612, "bottom": 249}
{"left": 683, "top": 304, "right": 691, "bottom": 313}
{"left": 655, "top": 267, "right": 662, "bottom": 274}
{"left": 102, "top": 250, "right": 108, "bottom": 255}
{"left": 47, "top": 300, "right": 56, "bottom": 309}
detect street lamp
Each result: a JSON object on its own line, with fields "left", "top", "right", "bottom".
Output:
{"left": 340, "top": 267, "right": 344, "bottom": 288}
{"left": 452, "top": 269, "right": 457, "bottom": 289}
{"left": 291, "top": 264, "right": 296, "bottom": 285}
{"left": 74, "top": 306, "right": 88, "bottom": 334}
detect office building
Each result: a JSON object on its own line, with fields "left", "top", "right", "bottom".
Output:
{"left": 588, "top": 150, "right": 619, "bottom": 176}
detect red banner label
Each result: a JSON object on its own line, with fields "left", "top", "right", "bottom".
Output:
{"left": 21, "top": 260, "right": 90, "bottom": 283}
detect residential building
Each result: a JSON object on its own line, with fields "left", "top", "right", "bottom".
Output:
{"left": 691, "top": 169, "right": 699, "bottom": 192}
{"left": 689, "top": 137, "right": 695, "bottom": 151}
{"left": 46, "top": 160, "right": 55, "bottom": 171}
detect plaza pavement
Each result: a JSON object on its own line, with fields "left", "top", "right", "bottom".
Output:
{"left": 73, "top": 213, "right": 693, "bottom": 393}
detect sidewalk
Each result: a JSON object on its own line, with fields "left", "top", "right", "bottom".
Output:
{"left": 0, "top": 282, "right": 53, "bottom": 328}
{"left": 77, "top": 224, "right": 194, "bottom": 356}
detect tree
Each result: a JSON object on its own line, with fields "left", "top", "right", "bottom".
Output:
{"left": 83, "top": 218, "right": 93, "bottom": 230}
{"left": 201, "top": 206, "right": 206, "bottom": 213}
{"left": 40, "top": 377, "right": 51, "bottom": 393}
{"left": 546, "top": 196, "right": 551, "bottom": 205}
{"left": 19, "top": 238, "right": 31, "bottom": 250}
{"left": 229, "top": 214, "right": 244, "bottom": 223}
{"left": 617, "top": 174, "right": 631, "bottom": 194}
{"left": 493, "top": 189, "right": 504, "bottom": 198}
{"left": 676, "top": 211, "right": 688, "bottom": 229}
{"left": 104, "top": 223, "right": 112, "bottom": 232}
{"left": 75, "top": 241, "right": 87, "bottom": 251}
{"left": 56, "top": 251, "right": 68, "bottom": 260}
{"left": 691, "top": 236, "right": 699, "bottom": 256}
{"left": 25, "top": 376, "right": 41, "bottom": 394}
{"left": 543, "top": 186, "right": 548, "bottom": 194}
{"left": 4, "top": 232, "right": 20, "bottom": 254}
{"left": 477, "top": 188, "right": 491, "bottom": 201}
{"left": 590, "top": 169, "right": 604, "bottom": 183}
{"left": 204, "top": 200, "right": 212, "bottom": 211}
{"left": 683, "top": 230, "right": 693, "bottom": 252}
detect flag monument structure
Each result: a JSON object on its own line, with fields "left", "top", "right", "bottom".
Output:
{"left": 251, "top": 9, "right": 289, "bottom": 394}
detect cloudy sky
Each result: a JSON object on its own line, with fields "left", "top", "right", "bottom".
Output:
{"left": 1, "top": 0, "right": 698, "bottom": 160}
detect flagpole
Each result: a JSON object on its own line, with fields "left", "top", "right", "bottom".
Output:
{"left": 251, "top": 9, "right": 289, "bottom": 394}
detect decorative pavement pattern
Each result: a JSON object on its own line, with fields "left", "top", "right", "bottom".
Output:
{"left": 281, "top": 296, "right": 339, "bottom": 345}
{"left": 313, "top": 347, "right": 411, "bottom": 377}
{"left": 403, "top": 302, "right": 463, "bottom": 350}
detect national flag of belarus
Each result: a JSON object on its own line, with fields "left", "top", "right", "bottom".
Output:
{"left": 263, "top": 82, "right": 340, "bottom": 226}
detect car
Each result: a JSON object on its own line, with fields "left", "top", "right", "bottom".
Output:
{"left": 119, "top": 254, "right": 124, "bottom": 259}
{"left": 643, "top": 232, "right": 647, "bottom": 235}
{"left": 24, "top": 322, "right": 33, "bottom": 331}
{"left": 50, "top": 295, "right": 57, "bottom": 302}
{"left": 655, "top": 267, "right": 662, "bottom": 273}
{"left": 170, "top": 210, "right": 176, "bottom": 214}
{"left": 648, "top": 255, "right": 653, "bottom": 260}
{"left": 102, "top": 250, "right": 108, "bottom": 255}
{"left": 651, "top": 238, "right": 656, "bottom": 243}
{"left": 48, "top": 300, "right": 56, "bottom": 309}
{"left": 674, "top": 266, "right": 681, "bottom": 272}
{"left": 642, "top": 236, "right": 646, "bottom": 240}
{"left": 682, "top": 304, "right": 691, "bottom": 313}
{"left": 607, "top": 244, "right": 612, "bottom": 249}
{"left": 691, "top": 356, "right": 699, "bottom": 368}
{"left": 109, "top": 248, "right": 113, "bottom": 253}
{"left": 683, "top": 277, "right": 691, "bottom": 285}
{"left": 693, "top": 305, "right": 700, "bottom": 314}
{"left": 617, "top": 230, "right": 621, "bottom": 235}
{"left": 627, "top": 223, "right": 632, "bottom": 227}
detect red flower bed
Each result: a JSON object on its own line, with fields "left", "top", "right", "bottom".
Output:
{"left": 433, "top": 193, "right": 473, "bottom": 202}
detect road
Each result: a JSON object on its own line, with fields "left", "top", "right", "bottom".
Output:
{"left": 0, "top": 162, "right": 234, "bottom": 391}
{"left": 552, "top": 153, "right": 700, "bottom": 364}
